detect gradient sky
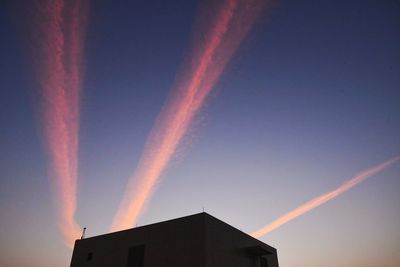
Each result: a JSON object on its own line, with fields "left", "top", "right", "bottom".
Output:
{"left": 1, "top": 1, "right": 399, "bottom": 266}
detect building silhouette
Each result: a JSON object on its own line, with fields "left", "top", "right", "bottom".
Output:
{"left": 70, "top": 212, "right": 279, "bottom": 267}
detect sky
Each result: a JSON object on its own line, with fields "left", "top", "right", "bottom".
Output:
{"left": 0, "top": 0, "right": 399, "bottom": 266}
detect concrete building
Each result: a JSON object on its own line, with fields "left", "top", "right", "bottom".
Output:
{"left": 70, "top": 212, "right": 279, "bottom": 267}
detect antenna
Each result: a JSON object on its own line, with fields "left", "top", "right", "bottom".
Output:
{"left": 81, "top": 227, "right": 86, "bottom": 239}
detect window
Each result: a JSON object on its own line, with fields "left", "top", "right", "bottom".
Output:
{"left": 127, "top": 245, "right": 145, "bottom": 267}
{"left": 260, "top": 257, "right": 269, "bottom": 267}
{"left": 87, "top": 252, "right": 93, "bottom": 261}
{"left": 250, "top": 256, "right": 269, "bottom": 267}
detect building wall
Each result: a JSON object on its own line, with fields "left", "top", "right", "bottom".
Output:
{"left": 70, "top": 214, "right": 205, "bottom": 267}
{"left": 204, "top": 215, "right": 279, "bottom": 267}
{"left": 70, "top": 213, "right": 278, "bottom": 267}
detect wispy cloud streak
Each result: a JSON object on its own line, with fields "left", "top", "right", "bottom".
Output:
{"left": 251, "top": 156, "right": 400, "bottom": 238}
{"left": 111, "top": 0, "right": 268, "bottom": 231}
{"left": 31, "top": 0, "right": 88, "bottom": 247}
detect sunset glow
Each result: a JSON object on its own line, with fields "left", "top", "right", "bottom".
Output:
{"left": 2, "top": 1, "right": 399, "bottom": 265}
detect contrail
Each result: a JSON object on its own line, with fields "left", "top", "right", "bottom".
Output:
{"left": 111, "top": 0, "right": 268, "bottom": 231}
{"left": 251, "top": 156, "right": 400, "bottom": 238}
{"left": 30, "top": 0, "right": 88, "bottom": 247}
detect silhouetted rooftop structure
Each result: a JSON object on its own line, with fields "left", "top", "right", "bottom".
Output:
{"left": 70, "top": 212, "right": 279, "bottom": 267}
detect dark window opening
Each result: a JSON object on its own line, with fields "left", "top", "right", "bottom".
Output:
{"left": 87, "top": 252, "right": 93, "bottom": 261}
{"left": 127, "top": 245, "right": 145, "bottom": 267}
{"left": 260, "top": 257, "right": 269, "bottom": 267}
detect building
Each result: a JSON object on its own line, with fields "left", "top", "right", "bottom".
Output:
{"left": 70, "top": 212, "right": 279, "bottom": 267}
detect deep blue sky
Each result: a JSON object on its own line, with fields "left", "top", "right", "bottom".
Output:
{"left": 1, "top": 1, "right": 399, "bottom": 266}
